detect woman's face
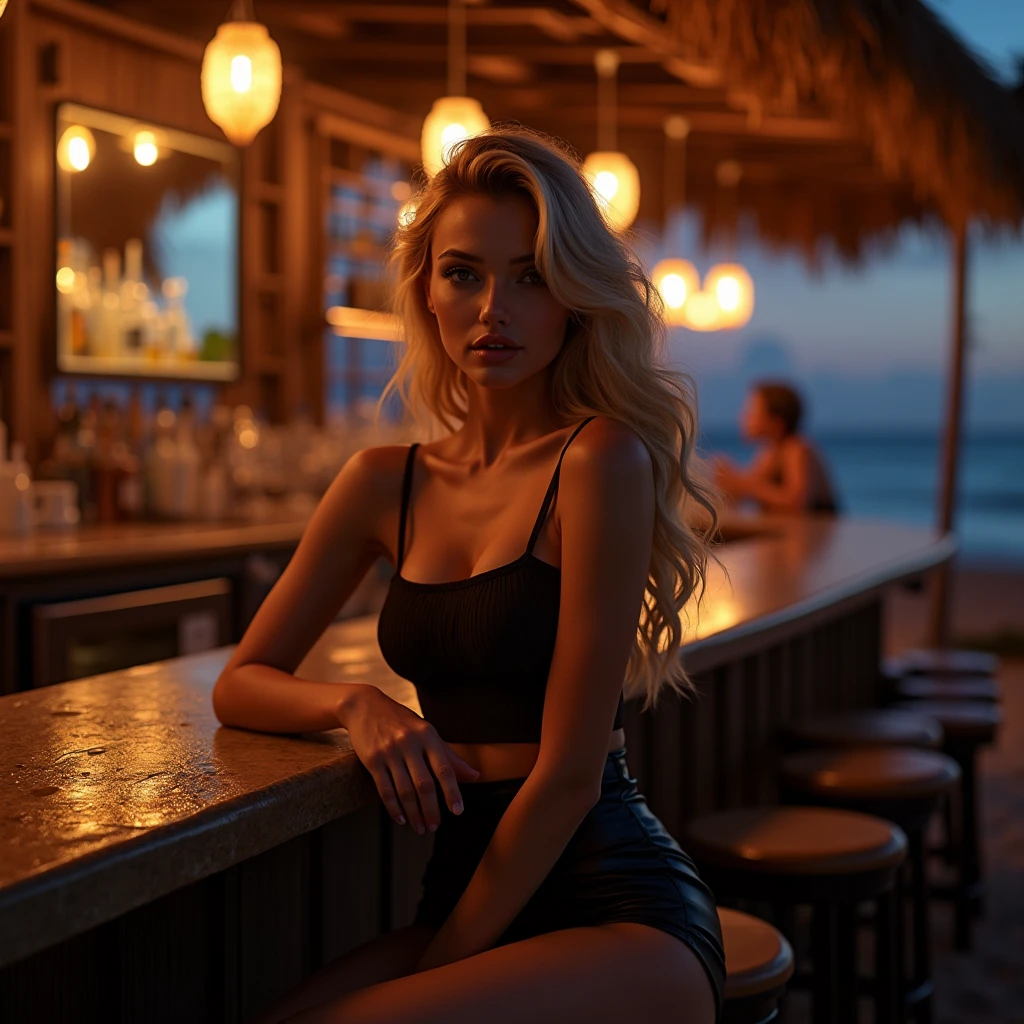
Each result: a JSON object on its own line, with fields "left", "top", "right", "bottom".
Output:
{"left": 424, "top": 193, "right": 572, "bottom": 391}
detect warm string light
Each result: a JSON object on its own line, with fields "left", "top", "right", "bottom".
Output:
{"left": 57, "top": 125, "right": 96, "bottom": 172}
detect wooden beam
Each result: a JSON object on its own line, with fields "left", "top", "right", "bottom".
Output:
{"left": 30, "top": 0, "right": 205, "bottom": 61}
{"left": 568, "top": 0, "right": 722, "bottom": 87}
{"left": 930, "top": 221, "right": 970, "bottom": 646}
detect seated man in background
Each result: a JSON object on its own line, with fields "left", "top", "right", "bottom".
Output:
{"left": 713, "top": 381, "right": 839, "bottom": 515}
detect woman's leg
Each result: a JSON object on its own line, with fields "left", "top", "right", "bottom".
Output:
{"left": 285, "top": 922, "right": 718, "bottom": 1024}
{"left": 253, "top": 923, "right": 436, "bottom": 1024}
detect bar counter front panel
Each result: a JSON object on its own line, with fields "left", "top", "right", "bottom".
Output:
{"left": 0, "top": 518, "right": 953, "bottom": 1022}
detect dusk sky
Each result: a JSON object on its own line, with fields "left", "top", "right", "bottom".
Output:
{"left": 658, "top": 0, "right": 1024, "bottom": 395}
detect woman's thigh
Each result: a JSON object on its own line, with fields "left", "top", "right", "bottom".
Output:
{"left": 253, "top": 923, "right": 435, "bottom": 1024}
{"left": 287, "top": 922, "right": 718, "bottom": 1024}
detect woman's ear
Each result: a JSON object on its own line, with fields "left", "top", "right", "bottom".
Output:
{"left": 422, "top": 276, "right": 435, "bottom": 315}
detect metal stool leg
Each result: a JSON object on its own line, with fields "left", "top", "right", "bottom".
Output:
{"left": 835, "top": 902, "right": 858, "bottom": 1024}
{"left": 874, "top": 887, "right": 900, "bottom": 1024}
{"left": 811, "top": 902, "right": 839, "bottom": 1024}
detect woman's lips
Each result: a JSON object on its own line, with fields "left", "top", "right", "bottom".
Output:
{"left": 470, "top": 334, "right": 522, "bottom": 365}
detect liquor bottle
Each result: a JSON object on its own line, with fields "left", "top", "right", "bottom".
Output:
{"left": 98, "top": 249, "right": 122, "bottom": 357}
{"left": 120, "top": 238, "right": 146, "bottom": 355}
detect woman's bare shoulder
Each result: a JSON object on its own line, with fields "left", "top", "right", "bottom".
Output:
{"left": 564, "top": 416, "right": 652, "bottom": 476}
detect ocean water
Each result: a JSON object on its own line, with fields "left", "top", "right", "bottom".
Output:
{"left": 700, "top": 431, "right": 1024, "bottom": 563}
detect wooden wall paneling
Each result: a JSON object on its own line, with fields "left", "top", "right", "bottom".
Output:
{"left": 686, "top": 672, "right": 718, "bottom": 819}
{"left": 233, "top": 832, "right": 314, "bottom": 1023}
{"left": 741, "top": 652, "right": 772, "bottom": 805}
{"left": 716, "top": 661, "right": 745, "bottom": 810}
{"left": 0, "top": 911, "right": 117, "bottom": 1022}
{"left": 648, "top": 687, "right": 686, "bottom": 837}
{"left": 318, "top": 804, "right": 386, "bottom": 962}
{"left": 116, "top": 875, "right": 224, "bottom": 1022}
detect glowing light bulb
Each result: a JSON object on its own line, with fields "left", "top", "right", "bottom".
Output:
{"left": 582, "top": 151, "right": 640, "bottom": 231}
{"left": 133, "top": 130, "right": 158, "bottom": 166}
{"left": 56, "top": 267, "right": 76, "bottom": 294}
{"left": 716, "top": 275, "right": 740, "bottom": 312}
{"left": 594, "top": 170, "right": 620, "bottom": 201}
{"left": 660, "top": 274, "right": 689, "bottom": 309}
{"left": 230, "top": 54, "right": 253, "bottom": 93}
{"left": 704, "top": 264, "right": 754, "bottom": 328}
{"left": 420, "top": 97, "right": 490, "bottom": 177}
{"left": 651, "top": 259, "right": 699, "bottom": 325}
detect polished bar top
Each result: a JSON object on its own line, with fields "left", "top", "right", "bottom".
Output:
{"left": 0, "top": 516, "right": 953, "bottom": 967}
{"left": 0, "top": 517, "right": 308, "bottom": 579}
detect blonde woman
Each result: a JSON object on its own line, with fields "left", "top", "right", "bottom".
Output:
{"left": 216, "top": 128, "right": 724, "bottom": 1024}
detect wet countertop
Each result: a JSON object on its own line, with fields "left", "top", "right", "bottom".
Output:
{"left": 0, "top": 516, "right": 952, "bottom": 967}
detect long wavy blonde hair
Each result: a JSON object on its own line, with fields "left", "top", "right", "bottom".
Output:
{"left": 382, "top": 127, "right": 718, "bottom": 709}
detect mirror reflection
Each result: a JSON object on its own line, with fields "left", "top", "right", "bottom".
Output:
{"left": 55, "top": 103, "right": 240, "bottom": 380}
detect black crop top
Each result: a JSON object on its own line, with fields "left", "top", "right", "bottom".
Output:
{"left": 377, "top": 418, "right": 625, "bottom": 743}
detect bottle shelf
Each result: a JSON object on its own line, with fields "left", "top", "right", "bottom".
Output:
{"left": 56, "top": 353, "right": 239, "bottom": 382}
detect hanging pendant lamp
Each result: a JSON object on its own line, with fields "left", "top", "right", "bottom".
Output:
{"left": 705, "top": 160, "right": 755, "bottom": 329}
{"left": 202, "top": 0, "right": 282, "bottom": 147}
{"left": 421, "top": 0, "right": 490, "bottom": 177}
{"left": 653, "top": 117, "right": 698, "bottom": 326}
{"left": 583, "top": 50, "right": 640, "bottom": 232}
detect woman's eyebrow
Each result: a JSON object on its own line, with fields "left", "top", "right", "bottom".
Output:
{"left": 436, "top": 248, "right": 535, "bottom": 264}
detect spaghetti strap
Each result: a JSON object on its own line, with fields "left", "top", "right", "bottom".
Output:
{"left": 396, "top": 443, "right": 419, "bottom": 570}
{"left": 525, "top": 417, "right": 596, "bottom": 555}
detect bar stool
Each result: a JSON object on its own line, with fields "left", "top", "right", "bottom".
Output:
{"left": 783, "top": 708, "right": 943, "bottom": 752}
{"left": 718, "top": 907, "right": 794, "bottom": 1024}
{"left": 778, "top": 747, "right": 960, "bottom": 1023}
{"left": 894, "top": 675, "right": 1001, "bottom": 703}
{"left": 891, "top": 699, "right": 1003, "bottom": 949}
{"left": 684, "top": 806, "right": 907, "bottom": 1024}
{"left": 886, "top": 647, "right": 998, "bottom": 678}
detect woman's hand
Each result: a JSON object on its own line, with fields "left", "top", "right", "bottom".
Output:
{"left": 339, "top": 685, "right": 480, "bottom": 834}
{"left": 712, "top": 455, "right": 745, "bottom": 498}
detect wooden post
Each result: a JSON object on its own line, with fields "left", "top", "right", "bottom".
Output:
{"left": 929, "top": 220, "right": 969, "bottom": 646}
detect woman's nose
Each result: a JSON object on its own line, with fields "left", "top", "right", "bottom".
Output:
{"left": 479, "top": 281, "right": 509, "bottom": 326}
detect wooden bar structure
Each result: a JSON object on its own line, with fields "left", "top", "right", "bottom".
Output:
{"left": 0, "top": 518, "right": 953, "bottom": 1022}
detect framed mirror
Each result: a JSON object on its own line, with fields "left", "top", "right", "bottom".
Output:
{"left": 54, "top": 103, "right": 240, "bottom": 381}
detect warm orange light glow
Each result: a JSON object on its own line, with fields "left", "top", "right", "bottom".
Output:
{"left": 420, "top": 97, "right": 490, "bottom": 177}
{"left": 705, "top": 263, "right": 755, "bottom": 329}
{"left": 57, "top": 126, "right": 96, "bottom": 172}
{"left": 652, "top": 259, "right": 700, "bottom": 325}
{"left": 133, "top": 130, "right": 159, "bottom": 166}
{"left": 583, "top": 151, "right": 641, "bottom": 231}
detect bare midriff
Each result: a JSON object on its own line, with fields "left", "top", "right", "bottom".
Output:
{"left": 450, "top": 727, "right": 626, "bottom": 782}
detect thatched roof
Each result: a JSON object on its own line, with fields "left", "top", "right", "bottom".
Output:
{"left": 76, "top": 0, "right": 1024, "bottom": 263}
{"left": 650, "top": 0, "right": 1024, "bottom": 241}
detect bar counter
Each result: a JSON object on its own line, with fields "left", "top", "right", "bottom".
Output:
{"left": 0, "top": 516, "right": 953, "bottom": 1021}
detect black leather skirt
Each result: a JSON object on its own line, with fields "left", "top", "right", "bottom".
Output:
{"left": 414, "top": 746, "right": 726, "bottom": 1020}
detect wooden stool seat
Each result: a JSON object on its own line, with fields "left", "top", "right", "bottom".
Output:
{"left": 779, "top": 747, "right": 960, "bottom": 805}
{"left": 891, "top": 699, "right": 1002, "bottom": 743}
{"left": 685, "top": 806, "right": 906, "bottom": 881}
{"left": 784, "top": 708, "right": 943, "bottom": 751}
{"left": 896, "top": 675, "right": 1001, "bottom": 702}
{"left": 888, "top": 647, "right": 998, "bottom": 678}
{"left": 719, "top": 907, "right": 794, "bottom": 1023}
{"left": 685, "top": 808, "right": 906, "bottom": 1024}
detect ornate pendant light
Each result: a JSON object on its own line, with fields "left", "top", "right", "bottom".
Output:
{"left": 705, "top": 160, "right": 755, "bottom": 329}
{"left": 653, "top": 117, "right": 699, "bottom": 326}
{"left": 202, "top": 0, "right": 282, "bottom": 147}
{"left": 421, "top": 0, "right": 490, "bottom": 177}
{"left": 583, "top": 50, "right": 640, "bottom": 232}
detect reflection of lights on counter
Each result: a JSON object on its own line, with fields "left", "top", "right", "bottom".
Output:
{"left": 57, "top": 125, "right": 96, "bottom": 172}
{"left": 56, "top": 267, "right": 76, "bottom": 294}
{"left": 133, "top": 130, "right": 159, "bottom": 166}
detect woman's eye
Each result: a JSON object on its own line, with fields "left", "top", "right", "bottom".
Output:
{"left": 441, "top": 265, "right": 477, "bottom": 283}
{"left": 520, "top": 269, "right": 545, "bottom": 285}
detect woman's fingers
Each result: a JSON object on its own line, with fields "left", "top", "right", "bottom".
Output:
{"left": 388, "top": 758, "right": 427, "bottom": 834}
{"left": 405, "top": 752, "right": 443, "bottom": 832}
{"left": 424, "top": 744, "right": 471, "bottom": 816}
{"left": 367, "top": 757, "right": 407, "bottom": 827}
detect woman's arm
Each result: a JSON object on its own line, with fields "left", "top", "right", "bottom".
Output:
{"left": 415, "top": 418, "right": 655, "bottom": 970}
{"left": 212, "top": 447, "right": 397, "bottom": 733}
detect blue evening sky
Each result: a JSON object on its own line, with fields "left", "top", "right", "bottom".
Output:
{"left": 659, "top": 0, "right": 1024, "bottom": 388}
